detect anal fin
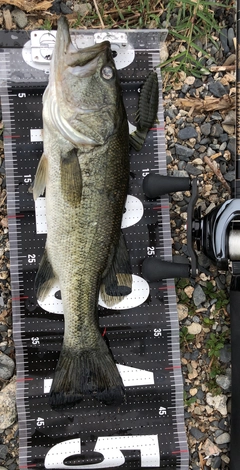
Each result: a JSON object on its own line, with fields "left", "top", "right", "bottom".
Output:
{"left": 35, "top": 249, "right": 57, "bottom": 301}
{"left": 100, "top": 232, "right": 132, "bottom": 306}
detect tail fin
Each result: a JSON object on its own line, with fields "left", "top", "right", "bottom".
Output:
{"left": 49, "top": 346, "right": 125, "bottom": 408}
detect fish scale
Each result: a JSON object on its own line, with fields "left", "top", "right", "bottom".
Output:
{"left": 0, "top": 28, "right": 189, "bottom": 469}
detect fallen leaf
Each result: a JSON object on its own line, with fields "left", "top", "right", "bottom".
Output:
{"left": 0, "top": 0, "right": 53, "bottom": 13}
{"left": 176, "top": 94, "right": 235, "bottom": 113}
{"left": 3, "top": 9, "right": 12, "bottom": 30}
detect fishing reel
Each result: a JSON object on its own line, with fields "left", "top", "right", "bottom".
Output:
{"left": 141, "top": 173, "right": 240, "bottom": 282}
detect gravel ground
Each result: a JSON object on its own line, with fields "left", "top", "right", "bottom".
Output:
{"left": 0, "top": 1, "right": 236, "bottom": 469}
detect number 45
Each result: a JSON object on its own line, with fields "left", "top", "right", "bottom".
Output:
{"left": 45, "top": 435, "right": 160, "bottom": 468}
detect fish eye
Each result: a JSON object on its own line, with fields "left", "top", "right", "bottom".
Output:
{"left": 101, "top": 66, "right": 114, "bottom": 80}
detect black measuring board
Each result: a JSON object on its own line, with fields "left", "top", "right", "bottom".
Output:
{"left": 0, "top": 29, "right": 189, "bottom": 470}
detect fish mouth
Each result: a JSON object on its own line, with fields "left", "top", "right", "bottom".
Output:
{"left": 55, "top": 16, "right": 111, "bottom": 77}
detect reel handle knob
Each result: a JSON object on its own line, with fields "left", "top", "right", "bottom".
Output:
{"left": 142, "top": 257, "right": 190, "bottom": 282}
{"left": 143, "top": 173, "right": 191, "bottom": 198}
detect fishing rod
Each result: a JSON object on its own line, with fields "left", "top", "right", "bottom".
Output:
{"left": 141, "top": 4, "right": 240, "bottom": 467}
{"left": 230, "top": 2, "right": 240, "bottom": 468}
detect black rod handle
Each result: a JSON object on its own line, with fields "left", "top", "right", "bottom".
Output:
{"left": 230, "top": 278, "right": 240, "bottom": 469}
{"left": 143, "top": 173, "right": 191, "bottom": 198}
{"left": 142, "top": 257, "right": 190, "bottom": 282}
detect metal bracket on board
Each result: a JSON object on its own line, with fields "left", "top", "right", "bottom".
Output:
{"left": 30, "top": 30, "right": 128, "bottom": 65}
{"left": 30, "top": 31, "right": 56, "bottom": 63}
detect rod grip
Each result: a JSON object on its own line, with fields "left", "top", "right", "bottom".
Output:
{"left": 230, "top": 286, "right": 240, "bottom": 469}
{"left": 142, "top": 257, "right": 190, "bottom": 282}
{"left": 143, "top": 173, "right": 191, "bottom": 198}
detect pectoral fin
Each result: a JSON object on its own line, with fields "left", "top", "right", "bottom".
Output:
{"left": 33, "top": 153, "right": 48, "bottom": 200}
{"left": 60, "top": 149, "right": 82, "bottom": 207}
{"left": 100, "top": 232, "right": 132, "bottom": 306}
{"left": 35, "top": 249, "right": 57, "bottom": 301}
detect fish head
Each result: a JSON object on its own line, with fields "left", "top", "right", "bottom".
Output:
{"left": 47, "top": 17, "right": 125, "bottom": 146}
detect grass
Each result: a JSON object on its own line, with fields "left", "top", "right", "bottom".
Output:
{"left": 206, "top": 332, "right": 225, "bottom": 361}
{"left": 180, "top": 326, "right": 195, "bottom": 349}
{"left": 41, "top": 19, "right": 52, "bottom": 31}
{"left": 79, "top": 1, "right": 231, "bottom": 79}
{"left": 203, "top": 281, "right": 229, "bottom": 313}
{"left": 160, "top": 0, "right": 229, "bottom": 78}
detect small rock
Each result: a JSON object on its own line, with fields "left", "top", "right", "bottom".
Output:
{"left": 210, "top": 123, "right": 223, "bottom": 138}
{"left": 181, "top": 84, "right": 189, "bottom": 94}
{"left": 193, "top": 284, "right": 206, "bottom": 306}
{"left": 192, "top": 158, "right": 203, "bottom": 165}
{"left": 219, "top": 344, "right": 231, "bottom": 363}
{"left": 60, "top": 1, "right": 72, "bottom": 13}
{"left": 184, "top": 76, "right": 195, "bottom": 85}
{"left": 172, "top": 169, "right": 189, "bottom": 178}
{"left": 223, "top": 110, "right": 236, "bottom": 126}
{"left": 221, "top": 454, "right": 230, "bottom": 464}
{"left": 189, "top": 387, "right": 198, "bottom": 396}
{"left": 178, "top": 127, "right": 198, "bottom": 140}
{"left": 222, "top": 123, "right": 235, "bottom": 135}
{"left": 190, "top": 427, "right": 205, "bottom": 440}
{"left": 172, "top": 191, "right": 184, "bottom": 202}
{"left": 218, "top": 418, "right": 229, "bottom": 431}
{"left": 159, "top": 42, "right": 169, "bottom": 63}
{"left": 51, "top": 0, "right": 61, "bottom": 13}
{"left": 202, "top": 437, "right": 220, "bottom": 457}
{"left": 227, "top": 136, "right": 236, "bottom": 155}
{"left": 177, "top": 303, "right": 188, "bottom": 321}
{"left": 187, "top": 323, "right": 202, "bottom": 335}
{"left": 196, "top": 389, "right": 204, "bottom": 400}
{"left": 220, "top": 28, "right": 229, "bottom": 54}
{"left": 12, "top": 8, "right": 28, "bottom": 28}
{"left": 194, "top": 79, "right": 203, "bottom": 88}
{"left": 211, "top": 455, "right": 222, "bottom": 469}
{"left": 207, "top": 147, "right": 216, "bottom": 158}
{"left": 223, "top": 53, "right": 236, "bottom": 66}
{"left": 216, "top": 375, "right": 231, "bottom": 391}
{"left": 0, "top": 351, "right": 15, "bottom": 380}
{"left": 175, "top": 144, "right": 194, "bottom": 159}
{"left": 227, "top": 27, "right": 235, "bottom": 49}
{"left": 201, "top": 122, "right": 211, "bottom": 136}
{"left": 73, "top": 2, "right": 92, "bottom": 15}
{"left": 206, "top": 393, "right": 227, "bottom": 416}
{"left": 185, "top": 163, "right": 203, "bottom": 176}
{"left": 0, "top": 377, "right": 17, "bottom": 430}
{"left": 0, "top": 445, "right": 7, "bottom": 460}
{"left": 188, "top": 369, "right": 198, "bottom": 380}
{"left": 224, "top": 170, "right": 235, "bottom": 182}
{"left": 1, "top": 217, "right": 8, "bottom": 228}
{"left": 215, "top": 432, "right": 230, "bottom": 445}
{"left": 184, "top": 286, "right": 194, "bottom": 298}
{"left": 208, "top": 81, "right": 227, "bottom": 98}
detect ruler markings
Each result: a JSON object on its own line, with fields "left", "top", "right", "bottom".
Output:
{"left": 0, "top": 37, "right": 189, "bottom": 470}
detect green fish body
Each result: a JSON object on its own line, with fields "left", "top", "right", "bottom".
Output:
{"left": 33, "top": 17, "right": 131, "bottom": 407}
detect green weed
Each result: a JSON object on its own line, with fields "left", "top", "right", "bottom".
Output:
{"left": 206, "top": 332, "right": 225, "bottom": 360}
{"left": 180, "top": 326, "right": 195, "bottom": 349}
{"left": 184, "top": 390, "right": 197, "bottom": 407}
{"left": 160, "top": 0, "right": 229, "bottom": 78}
{"left": 203, "top": 281, "right": 229, "bottom": 313}
{"left": 41, "top": 19, "right": 52, "bottom": 31}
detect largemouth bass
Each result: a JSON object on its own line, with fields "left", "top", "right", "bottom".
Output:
{"left": 33, "top": 17, "right": 132, "bottom": 407}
